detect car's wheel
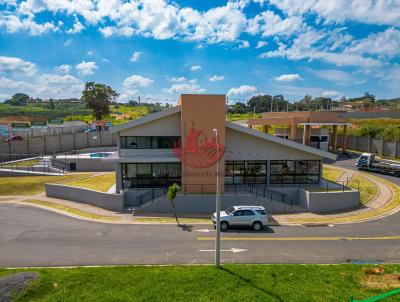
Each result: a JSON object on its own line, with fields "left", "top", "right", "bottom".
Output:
{"left": 220, "top": 221, "right": 229, "bottom": 231}
{"left": 252, "top": 221, "right": 263, "bottom": 231}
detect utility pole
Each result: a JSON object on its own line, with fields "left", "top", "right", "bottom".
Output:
{"left": 213, "top": 128, "right": 221, "bottom": 267}
{"left": 270, "top": 99, "right": 273, "bottom": 112}
{"left": 253, "top": 106, "right": 256, "bottom": 118}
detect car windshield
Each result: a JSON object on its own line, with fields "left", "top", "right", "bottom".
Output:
{"left": 225, "top": 207, "right": 235, "bottom": 215}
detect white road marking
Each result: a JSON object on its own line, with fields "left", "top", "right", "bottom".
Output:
{"left": 199, "top": 248, "right": 248, "bottom": 253}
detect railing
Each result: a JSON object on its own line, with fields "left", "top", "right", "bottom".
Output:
{"left": 0, "top": 155, "right": 69, "bottom": 175}
{"left": 248, "top": 184, "right": 293, "bottom": 208}
{"left": 50, "top": 158, "right": 70, "bottom": 173}
{"left": 132, "top": 188, "right": 167, "bottom": 207}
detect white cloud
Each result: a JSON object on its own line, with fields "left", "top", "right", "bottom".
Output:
{"left": 275, "top": 73, "right": 301, "bottom": 81}
{"left": 260, "top": 28, "right": 381, "bottom": 68}
{"left": 0, "top": 56, "right": 37, "bottom": 76}
{"left": 99, "top": 26, "right": 135, "bottom": 37}
{"left": 66, "top": 18, "right": 84, "bottom": 34}
{"left": 169, "top": 77, "right": 197, "bottom": 83}
{"left": 64, "top": 39, "right": 73, "bottom": 46}
{"left": 346, "top": 28, "right": 400, "bottom": 59}
{"left": 123, "top": 75, "right": 153, "bottom": 88}
{"left": 269, "top": 0, "right": 400, "bottom": 27}
{"left": 322, "top": 90, "right": 342, "bottom": 98}
{"left": 129, "top": 51, "right": 142, "bottom": 62}
{"left": 209, "top": 75, "right": 224, "bottom": 82}
{"left": 247, "top": 10, "right": 304, "bottom": 37}
{"left": 311, "top": 69, "right": 356, "bottom": 84}
{"left": 256, "top": 41, "right": 267, "bottom": 49}
{"left": 86, "top": 51, "right": 93, "bottom": 56}
{"left": 0, "top": 15, "right": 58, "bottom": 35}
{"left": 0, "top": 74, "right": 83, "bottom": 99}
{"left": 55, "top": 64, "right": 72, "bottom": 74}
{"left": 190, "top": 65, "right": 202, "bottom": 71}
{"left": 238, "top": 40, "right": 250, "bottom": 49}
{"left": 227, "top": 85, "right": 257, "bottom": 96}
{"left": 163, "top": 83, "right": 205, "bottom": 94}
{"left": 76, "top": 61, "right": 98, "bottom": 75}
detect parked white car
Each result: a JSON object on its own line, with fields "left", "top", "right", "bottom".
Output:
{"left": 212, "top": 206, "right": 268, "bottom": 231}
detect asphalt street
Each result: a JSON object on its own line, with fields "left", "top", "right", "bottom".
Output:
{"left": 0, "top": 155, "right": 399, "bottom": 267}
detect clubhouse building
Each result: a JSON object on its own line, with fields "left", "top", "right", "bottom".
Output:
{"left": 104, "top": 95, "right": 360, "bottom": 213}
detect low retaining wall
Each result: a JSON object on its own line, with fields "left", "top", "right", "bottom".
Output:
{"left": 298, "top": 188, "right": 360, "bottom": 213}
{"left": 46, "top": 183, "right": 125, "bottom": 211}
{"left": 131, "top": 193, "right": 295, "bottom": 214}
{"left": 54, "top": 157, "right": 114, "bottom": 172}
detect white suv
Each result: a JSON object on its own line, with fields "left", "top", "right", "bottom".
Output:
{"left": 212, "top": 206, "right": 268, "bottom": 231}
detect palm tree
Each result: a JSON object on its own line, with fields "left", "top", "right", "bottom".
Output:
{"left": 167, "top": 183, "right": 181, "bottom": 225}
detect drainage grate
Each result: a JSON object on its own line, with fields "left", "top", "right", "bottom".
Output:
{"left": 302, "top": 223, "right": 334, "bottom": 227}
{"left": 347, "top": 259, "right": 383, "bottom": 265}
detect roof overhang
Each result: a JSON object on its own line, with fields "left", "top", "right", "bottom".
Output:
{"left": 110, "top": 106, "right": 181, "bottom": 134}
{"left": 226, "top": 121, "right": 337, "bottom": 161}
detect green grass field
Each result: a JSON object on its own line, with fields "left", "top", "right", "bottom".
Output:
{"left": 322, "top": 166, "right": 343, "bottom": 182}
{"left": 349, "top": 175, "right": 378, "bottom": 205}
{"left": 0, "top": 173, "right": 93, "bottom": 196}
{"left": 2, "top": 265, "right": 400, "bottom": 302}
{"left": 62, "top": 173, "right": 115, "bottom": 192}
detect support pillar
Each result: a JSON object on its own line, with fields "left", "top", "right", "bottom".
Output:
{"left": 304, "top": 125, "right": 311, "bottom": 145}
{"left": 342, "top": 125, "right": 347, "bottom": 154}
{"left": 248, "top": 123, "right": 253, "bottom": 129}
{"left": 332, "top": 125, "right": 338, "bottom": 152}
{"left": 262, "top": 125, "right": 268, "bottom": 134}
{"left": 115, "top": 163, "right": 122, "bottom": 194}
{"left": 289, "top": 124, "right": 298, "bottom": 141}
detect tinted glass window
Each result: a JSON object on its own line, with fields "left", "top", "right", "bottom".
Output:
{"left": 242, "top": 210, "right": 255, "bottom": 216}
{"left": 256, "top": 210, "right": 266, "bottom": 215}
{"left": 233, "top": 210, "right": 243, "bottom": 216}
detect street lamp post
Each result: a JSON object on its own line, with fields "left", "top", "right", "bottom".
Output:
{"left": 213, "top": 128, "right": 221, "bottom": 267}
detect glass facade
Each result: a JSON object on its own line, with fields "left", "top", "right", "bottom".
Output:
{"left": 121, "top": 136, "right": 181, "bottom": 149}
{"left": 122, "top": 163, "right": 181, "bottom": 188}
{"left": 224, "top": 161, "right": 267, "bottom": 184}
{"left": 120, "top": 160, "right": 320, "bottom": 188}
{"left": 270, "top": 160, "right": 320, "bottom": 184}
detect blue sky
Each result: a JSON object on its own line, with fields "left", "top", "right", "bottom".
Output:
{"left": 0, "top": 0, "right": 400, "bottom": 103}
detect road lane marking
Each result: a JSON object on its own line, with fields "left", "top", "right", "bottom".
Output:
{"left": 199, "top": 248, "right": 247, "bottom": 253}
{"left": 196, "top": 229, "right": 215, "bottom": 233}
{"left": 197, "top": 235, "right": 400, "bottom": 241}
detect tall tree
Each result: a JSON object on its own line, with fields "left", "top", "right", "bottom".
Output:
{"left": 81, "top": 82, "right": 119, "bottom": 120}
{"left": 4, "top": 93, "right": 30, "bottom": 106}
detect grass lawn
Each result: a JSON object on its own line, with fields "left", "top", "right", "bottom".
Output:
{"left": 349, "top": 175, "right": 378, "bottom": 205}
{"left": 0, "top": 173, "right": 93, "bottom": 196}
{"left": 62, "top": 173, "right": 115, "bottom": 192}
{"left": 2, "top": 265, "right": 400, "bottom": 301}
{"left": 25, "top": 199, "right": 117, "bottom": 221}
{"left": 322, "top": 166, "right": 343, "bottom": 182}
{"left": 1, "top": 159, "right": 40, "bottom": 168}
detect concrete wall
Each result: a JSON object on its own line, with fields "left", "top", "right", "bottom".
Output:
{"left": 226, "top": 127, "right": 322, "bottom": 160}
{"left": 339, "top": 111, "right": 400, "bottom": 119}
{"left": 133, "top": 193, "right": 296, "bottom": 214}
{"left": 0, "top": 131, "right": 117, "bottom": 161}
{"left": 54, "top": 157, "right": 115, "bottom": 172}
{"left": 298, "top": 188, "right": 360, "bottom": 212}
{"left": 46, "top": 183, "right": 125, "bottom": 211}
{"left": 337, "top": 135, "right": 400, "bottom": 158}
{"left": 119, "top": 112, "right": 181, "bottom": 136}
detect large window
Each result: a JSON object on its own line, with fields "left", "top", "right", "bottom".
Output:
{"left": 122, "top": 163, "right": 181, "bottom": 188}
{"left": 224, "top": 161, "right": 267, "bottom": 185}
{"left": 121, "top": 136, "right": 181, "bottom": 149}
{"left": 270, "top": 160, "right": 320, "bottom": 184}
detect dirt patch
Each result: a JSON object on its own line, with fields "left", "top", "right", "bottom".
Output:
{"left": 0, "top": 272, "right": 38, "bottom": 302}
{"left": 361, "top": 273, "right": 400, "bottom": 289}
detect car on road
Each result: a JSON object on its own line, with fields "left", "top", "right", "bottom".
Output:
{"left": 212, "top": 205, "right": 268, "bottom": 231}
{"left": 4, "top": 135, "right": 23, "bottom": 142}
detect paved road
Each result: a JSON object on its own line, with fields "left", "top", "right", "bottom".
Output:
{"left": 1, "top": 202, "right": 400, "bottom": 267}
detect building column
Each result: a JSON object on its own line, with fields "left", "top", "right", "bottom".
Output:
{"left": 303, "top": 125, "right": 311, "bottom": 145}
{"left": 248, "top": 123, "right": 253, "bottom": 129}
{"left": 332, "top": 125, "right": 338, "bottom": 152}
{"left": 115, "top": 163, "right": 122, "bottom": 194}
{"left": 342, "top": 125, "right": 348, "bottom": 154}
{"left": 289, "top": 124, "right": 298, "bottom": 141}
{"left": 262, "top": 125, "right": 268, "bottom": 134}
